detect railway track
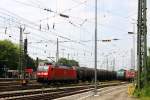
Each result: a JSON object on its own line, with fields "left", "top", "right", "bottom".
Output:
{"left": 0, "top": 81, "right": 91, "bottom": 92}
{"left": 0, "top": 84, "right": 44, "bottom": 92}
{"left": 0, "top": 80, "right": 41, "bottom": 92}
{"left": 0, "top": 80, "right": 120, "bottom": 92}
{"left": 0, "top": 82, "right": 127, "bottom": 100}
{"left": 0, "top": 80, "right": 37, "bottom": 86}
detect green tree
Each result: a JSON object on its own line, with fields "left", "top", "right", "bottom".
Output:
{"left": 0, "top": 40, "right": 19, "bottom": 70}
{"left": 57, "top": 58, "right": 69, "bottom": 66}
{"left": 68, "top": 59, "right": 79, "bottom": 66}
{"left": 57, "top": 58, "right": 79, "bottom": 67}
{"left": 0, "top": 40, "right": 36, "bottom": 70}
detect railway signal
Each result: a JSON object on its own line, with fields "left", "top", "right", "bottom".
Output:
{"left": 24, "top": 38, "right": 27, "bottom": 55}
{"left": 24, "top": 38, "right": 28, "bottom": 79}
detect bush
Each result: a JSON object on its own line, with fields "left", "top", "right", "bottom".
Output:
{"left": 141, "top": 85, "right": 150, "bottom": 97}
{"left": 134, "top": 84, "right": 150, "bottom": 99}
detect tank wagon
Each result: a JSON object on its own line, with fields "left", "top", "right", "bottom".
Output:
{"left": 76, "top": 67, "right": 116, "bottom": 82}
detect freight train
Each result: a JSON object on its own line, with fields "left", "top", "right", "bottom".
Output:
{"left": 36, "top": 64, "right": 136, "bottom": 83}
{"left": 116, "top": 69, "right": 136, "bottom": 81}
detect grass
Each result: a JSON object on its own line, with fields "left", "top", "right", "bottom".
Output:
{"left": 134, "top": 84, "right": 150, "bottom": 100}
{"left": 140, "top": 97, "right": 150, "bottom": 100}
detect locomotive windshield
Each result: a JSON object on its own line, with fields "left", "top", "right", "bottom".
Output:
{"left": 37, "top": 66, "right": 49, "bottom": 71}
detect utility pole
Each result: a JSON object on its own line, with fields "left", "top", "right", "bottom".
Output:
{"left": 24, "top": 38, "right": 28, "bottom": 78}
{"left": 137, "top": 0, "right": 148, "bottom": 89}
{"left": 94, "top": 0, "right": 98, "bottom": 95}
{"left": 113, "top": 57, "right": 115, "bottom": 71}
{"left": 56, "top": 38, "right": 59, "bottom": 63}
{"left": 128, "top": 23, "right": 136, "bottom": 70}
{"left": 19, "top": 26, "right": 24, "bottom": 79}
{"left": 122, "top": 55, "right": 125, "bottom": 68}
{"left": 131, "top": 48, "right": 134, "bottom": 69}
{"left": 61, "top": 49, "right": 65, "bottom": 58}
{"left": 35, "top": 57, "right": 39, "bottom": 69}
{"left": 132, "top": 23, "right": 136, "bottom": 70}
{"left": 67, "top": 53, "right": 70, "bottom": 60}
{"left": 106, "top": 55, "right": 109, "bottom": 70}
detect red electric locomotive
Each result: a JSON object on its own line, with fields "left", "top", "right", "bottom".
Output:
{"left": 125, "top": 70, "right": 136, "bottom": 81}
{"left": 37, "top": 64, "right": 77, "bottom": 83}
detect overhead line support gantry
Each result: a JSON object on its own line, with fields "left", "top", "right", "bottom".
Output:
{"left": 137, "top": 0, "right": 148, "bottom": 89}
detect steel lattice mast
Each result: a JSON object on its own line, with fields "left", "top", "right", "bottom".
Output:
{"left": 137, "top": 0, "right": 148, "bottom": 89}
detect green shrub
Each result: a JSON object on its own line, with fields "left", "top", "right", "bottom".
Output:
{"left": 134, "top": 84, "right": 150, "bottom": 100}
{"left": 141, "top": 85, "right": 150, "bottom": 97}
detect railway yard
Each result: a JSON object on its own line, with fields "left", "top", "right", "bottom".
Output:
{"left": 0, "top": 0, "right": 149, "bottom": 100}
{"left": 0, "top": 79, "right": 130, "bottom": 100}
{"left": 0, "top": 65, "right": 137, "bottom": 100}
{"left": 0, "top": 62, "right": 137, "bottom": 100}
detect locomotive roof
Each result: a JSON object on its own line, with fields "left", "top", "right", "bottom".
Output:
{"left": 49, "top": 65, "right": 74, "bottom": 69}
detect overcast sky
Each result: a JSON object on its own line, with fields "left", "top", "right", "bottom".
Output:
{"left": 0, "top": 0, "right": 150, "bottom": 70}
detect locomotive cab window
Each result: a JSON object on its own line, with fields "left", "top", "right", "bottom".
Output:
{"left": 37, "top": 66, "right": 49, "bottom": 71}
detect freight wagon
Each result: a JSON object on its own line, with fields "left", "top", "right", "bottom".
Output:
{"left": 116, "top": 69, "right": 125, "bottom": 80}
{"left": 76, "top": 67, "right": 116, "bottom": 81}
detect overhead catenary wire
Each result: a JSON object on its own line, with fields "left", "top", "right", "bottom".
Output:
{"left": 0, "top": 14, "right": 93, "bottom": 57}
{"left": 3, "top": 0, "right": 145, "bottom": 38}
{"left": 0, "top": 13, "right": 91, "bottom": 58}
{"left": 13, "top": 0, "right": 90, "bottom": 21}
{"left": 9, "top": 0, "right": 139, "bottom": 40}
{"left": 0, "top": 16, "right": 92, "bottom": 58}
{"left": 0, "top": 9, "right": 88, "bottom": 47}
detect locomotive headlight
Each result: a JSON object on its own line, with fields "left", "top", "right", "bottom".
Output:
{"left": 37, "top": 72, "right": 41, "bottom": 75}
{"left": 43, "top": 72, "right": 48, "bottom": 76}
